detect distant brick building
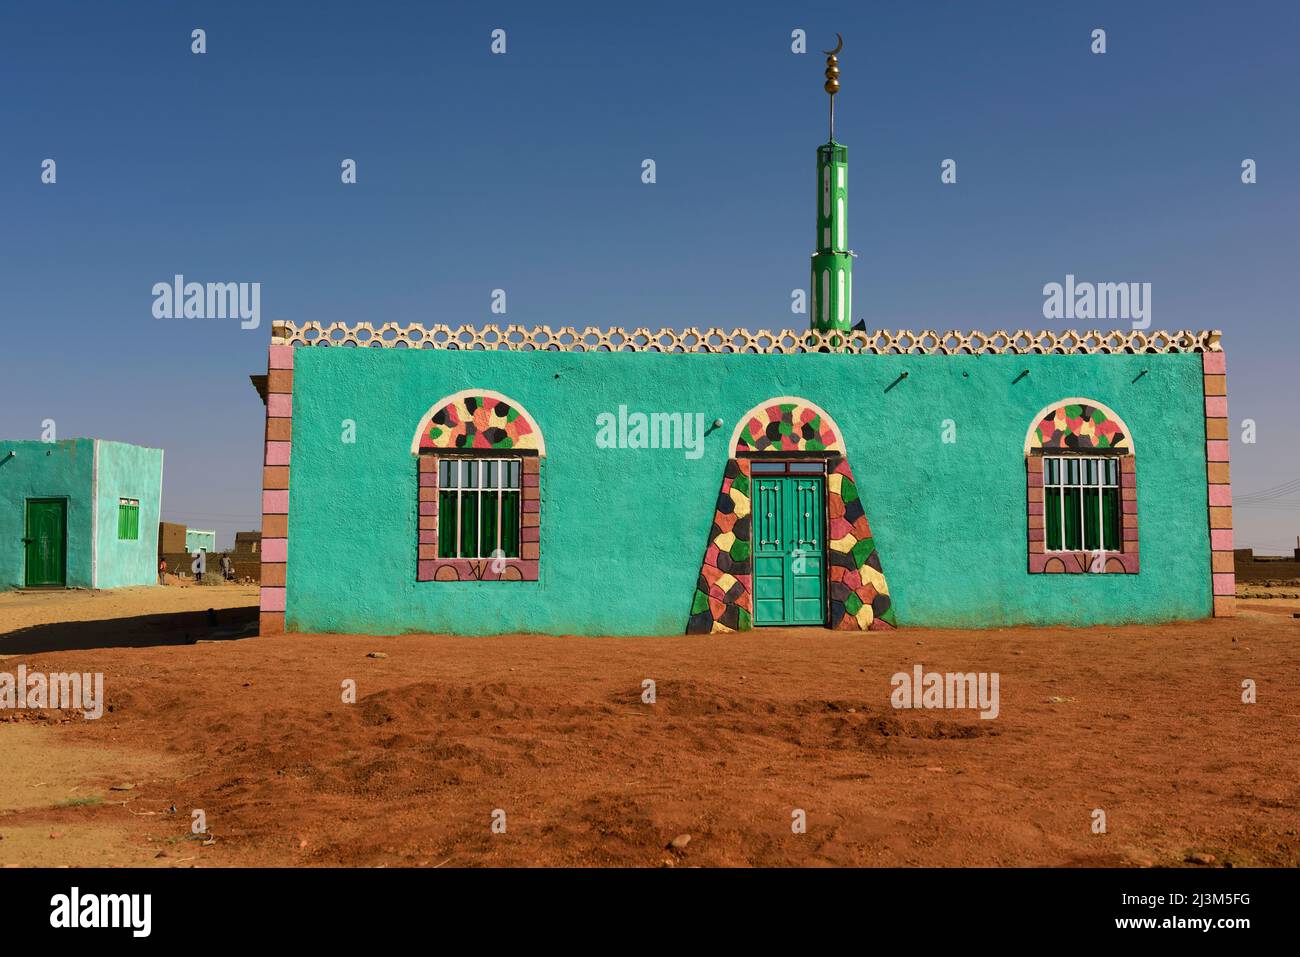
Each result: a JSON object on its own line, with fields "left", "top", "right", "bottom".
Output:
{"left": 159, "top": 521, "right": 186, "bottom": 555}
{"left": 232, "top": 530, "right": 262, "bottom": 580}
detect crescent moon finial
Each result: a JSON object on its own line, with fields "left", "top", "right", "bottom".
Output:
{"left": 821, "top": 32, "right": 844, "bottom": 139}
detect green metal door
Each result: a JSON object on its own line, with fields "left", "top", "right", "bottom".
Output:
{"left": 24, "top": 499, "right": 67, "bottom": 587}
{"left": 753, "top": 475, "right": 825, "bottom": 625}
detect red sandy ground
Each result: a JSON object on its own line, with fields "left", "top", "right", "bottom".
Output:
{"left": 1, "top": 587, "right": 1297, "bottom": 868}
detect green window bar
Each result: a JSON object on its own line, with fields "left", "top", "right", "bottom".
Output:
{"left": 1044, "top": 487, "right": 1062, "bottom": 551}
{"left": 117, "top": 498, "right": 140, "bottom": 541}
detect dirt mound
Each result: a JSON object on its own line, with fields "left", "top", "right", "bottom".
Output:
{"left": 360, "top": 680, "right": 566, "bottom": 725}
{"left": 605, "top": 681, "right": 994, "bottom": 748}
{"left": 2, "top": 613, "right": 1297, "bottom": 867}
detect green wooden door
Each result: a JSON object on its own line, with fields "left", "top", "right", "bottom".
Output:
{"left": 753, "top": 475, "right": 825, "bottom": 625}
{"left": 24, "top": 498, "right": 67, "bottom": 587}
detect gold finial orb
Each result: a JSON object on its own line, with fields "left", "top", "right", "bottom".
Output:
{"left": 822, "top": 33, "right": 843, "bottom": 97}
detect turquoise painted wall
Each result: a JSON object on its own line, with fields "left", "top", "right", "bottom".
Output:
{"left": 286, "top": 348, "right": 1212, "bottom": 634}
{"left": 0, "top": 439, "right": 95, "bottom": 589}
{"left": 184, "top": 529, "right": 216, "bottom": 553}
{"left": 94, "top": 441, "right": 163, "bottom": 588}
{"left": 0, "top": 438, "right": 162, "bottom": 591}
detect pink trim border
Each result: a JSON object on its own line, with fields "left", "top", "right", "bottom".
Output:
{"left": 1202, "top": 353, "right": 1235, "bottom": 612}
{"left": 259, "top": 344, "right": 294, "bottom": 633}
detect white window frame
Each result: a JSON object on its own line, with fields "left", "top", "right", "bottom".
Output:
{"left": 437, "top": 457, "right": 522, "bottom": 559}
{"left": 1042, "top": 454, "right": 1121, "bottom": 553}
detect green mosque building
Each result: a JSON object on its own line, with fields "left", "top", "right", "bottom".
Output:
{"left": 253, "top": 44, "right": 1234, "bottom": 637}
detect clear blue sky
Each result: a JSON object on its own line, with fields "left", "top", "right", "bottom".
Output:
{"left": 2, "top": 1, "right": 1297, "bottom": 552}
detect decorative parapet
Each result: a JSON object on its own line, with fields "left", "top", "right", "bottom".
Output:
{"left": 271, "top": 322, "right": 1222, "bottom": 355}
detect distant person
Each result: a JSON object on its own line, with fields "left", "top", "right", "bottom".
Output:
{"left": 158, "top": 557, "right": 168, "bottom": 585}
{"left": 220, "top": 554, "right": 233, "bottom": 581}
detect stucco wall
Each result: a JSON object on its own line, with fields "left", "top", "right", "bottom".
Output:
{"left": 285, "top": 348, "right": 1212, "bottom": 634}
{"left": 184, "top": 529, "right": 216, "bottom": 553}
{"left": 0, "top": 439, "right": 95, "bottom": 589}
{"left": 93, "top": 441, "right": 163, "bottom": 588}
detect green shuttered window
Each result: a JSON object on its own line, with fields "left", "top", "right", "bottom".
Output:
{"left": 1043, "top": 456, "right": 1120, "bottom": 551}
{"left": 117, "top": 498, "right": 140, "bottom": 540}
{"left": 436, "top": 458, "right": 521, "bottom": 559}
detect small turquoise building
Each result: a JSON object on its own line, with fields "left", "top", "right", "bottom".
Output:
{"left": 185, "top": 528, "right": 216, "bottom": 554}
{"left": 0, "top": 439, "right": 164, "bottom": 590}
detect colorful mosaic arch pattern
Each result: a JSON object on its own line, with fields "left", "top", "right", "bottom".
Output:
{"left": 686, "top": 456, "right": 895, "bottom": 633}
{"left": 733, "top": 401, "right": 842, "bottom": 454}
{"left": 419, "top": 394, "right": 539, "bottom": 452}
{"left": 827, "top": 457, "right": 895, "bottom": 630}
{"left": 1029, "top": 402, "right": 1128, "bottom": 452}
{"left": 687, "top": 459, "right": 754, "bottom": 634}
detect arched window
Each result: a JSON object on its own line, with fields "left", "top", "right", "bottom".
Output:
{"left": 1024, "top": 398, "right": 1138, "bottom": 574}
{"left": 410, "top": 390, "right": 543, "bottom": 581}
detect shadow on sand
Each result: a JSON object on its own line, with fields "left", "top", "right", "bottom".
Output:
{"left": 0, "top": 605, "right": 260, "bottom": 654}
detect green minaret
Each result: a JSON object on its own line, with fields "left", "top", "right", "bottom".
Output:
{"left": 811, "top": 35, "right": 852, "bottom": 334}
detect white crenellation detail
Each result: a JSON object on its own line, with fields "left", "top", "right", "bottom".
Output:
{"left": 271, "top": 323, "right": 1224, "bottom": 355}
